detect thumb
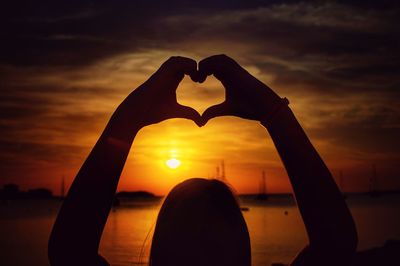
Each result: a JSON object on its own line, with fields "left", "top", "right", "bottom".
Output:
{"left": 202, "top": 102, "right": 230, "bottom": 125}
{"left": 174, "top": 104, "right": 204, "bottom": 127}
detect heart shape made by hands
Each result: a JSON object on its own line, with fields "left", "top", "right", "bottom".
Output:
{"left": 172, "top": 55, "right": 282, "bottom": 128}
{"left": 176, "top": 73, "right": 224, "bottom": 122}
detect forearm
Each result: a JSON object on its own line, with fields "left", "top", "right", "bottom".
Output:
{"left": 262, "top": 106, "right": 357, "bottom": 251}
{"left": 49, "top": 103, "right": 141, "bottom": 262}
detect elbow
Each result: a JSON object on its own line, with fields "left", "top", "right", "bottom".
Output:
{"left": 310, "top": 223, "right": 358, "bottom": 263}
{"left": 48, "top": 234, "right": 106, "bottom": 266}
{"left": 339, "top": 215, "right": 358, "bottom": 254}
{"left": 48, "top": 250, "right": 66, "bottom": 266}
{"left": 307, "top": 236, "right": 358, "bottom": 266}
{"left": 326, "top": 224, "right": 358, "bottom": 263}
{"left": 336, "top": 235, "right": 358, "bottom": 264}
{"left": 337, "top": 235, "right": 358, "bottom": 266}
{"left": 48, "top": 243, "right": 82, "bottom": 266}
{"left": 48, "top": 229, "right": 76, "bottom": 266}
{"left": 330, "top": 210, "right": 359, "bottom": 257}
{"left": 343, "top": 225, "right": 358, "bottom": 257}
{"left": 347, "top": 228, "right": 358, "bottom": 253}
{"left": 48, "top": 246, "right": 65, "bottom": 266}
{"left": 48, "top": 233, "right": 67, "bottom": 266}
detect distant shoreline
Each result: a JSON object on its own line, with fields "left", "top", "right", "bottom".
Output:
{"left": 1, "top": 182, "right": 399, "bottom": 201}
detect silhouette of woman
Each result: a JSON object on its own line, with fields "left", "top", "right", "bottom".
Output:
{"left": 48, "top": 55, "right": 358, "bottom": 266}
{"left": 150, "top": 178, "right": 250, "bottom": 266}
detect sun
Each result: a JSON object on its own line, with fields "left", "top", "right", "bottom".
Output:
{"left": 166, "top": 158, "right": 181, "bottom": 169}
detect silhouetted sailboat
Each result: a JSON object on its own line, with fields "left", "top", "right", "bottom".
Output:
{"left": 215, "top": 160, "right": 250, "bottom": 211}
{"left": 256, "top": 170, "right": 268, "bottom": 200}
{"left": 220, "top": 160, "right": 226, "bottom": 182}
{"left": 215, "top": 160, "right": 226, "bottom": 182}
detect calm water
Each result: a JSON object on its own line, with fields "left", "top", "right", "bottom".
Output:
{"left": 1, "top": 195, "right": 399, "bottom": 266}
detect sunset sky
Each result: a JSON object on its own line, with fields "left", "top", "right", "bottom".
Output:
{"left": 1, "top": 1, "right": 399, "bottom": 195}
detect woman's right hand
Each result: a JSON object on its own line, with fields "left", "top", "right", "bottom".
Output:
{"left": 198, "top": 54, "right": 282, "bottom": 124}
{"left": 107, "top": 56, "right": 203, "bottom": 141}
{"left": 116, "top": 56, "right": 203, "bottom": 128}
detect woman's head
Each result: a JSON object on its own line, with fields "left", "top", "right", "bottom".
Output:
{"left": 149, "top": 178, "right": 251, "bottom": 266}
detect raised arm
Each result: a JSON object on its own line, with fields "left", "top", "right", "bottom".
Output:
{"left": 48, "top": 57, "right": 202, "bottom": 266}
{"left": 263, "top": 107, "right": 358, "bottom": 266}
{"left": 199, "top": 55, "right": 358, "bottom": 266}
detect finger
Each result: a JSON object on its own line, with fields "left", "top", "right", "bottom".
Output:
{"left": 157, "top": 56, "right": 199, "bottom": 89}
{"left": 196, "top": 71, "right": 207, "bottom": 83}
{"left": 189, "top": 71, "right": 204, "bottom": 83}
{"left": 164, "top": 56, "right": 198, "bottom": 78}
{"left": 201, "top": 102, "right": 230, "bottom": 124}
{"left": 198, "top": 54, "right": 239, "bottom": 82}
{"left": 173, "top": 104, "right": 204, "bottom": 127}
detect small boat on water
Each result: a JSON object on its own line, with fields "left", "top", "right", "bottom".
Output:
{"left": 256, "top": 170, "right": 269, "bottom": 201}
{"left": 240, "top": 207, "right": 250, "bottom": 212}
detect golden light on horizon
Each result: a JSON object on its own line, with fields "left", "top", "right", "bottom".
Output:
{"left": 166, "top": 158, "right": 181, "bottom": 169}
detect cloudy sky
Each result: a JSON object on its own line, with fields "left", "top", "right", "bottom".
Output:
{"left": 1, "top": 1, "right": 399, "bottom": 195}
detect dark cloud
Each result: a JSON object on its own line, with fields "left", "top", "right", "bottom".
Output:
{"left": 1, "top": 0, "right": 399, "bottom": 191}
{"left": 0, "top": 140, "right": 86, "bottom": 166}
{"left": 1, "top": 0, "right": 288, "bottom": 66}
{"left": 3, "top": 1, "right": 397, "bottom": 67}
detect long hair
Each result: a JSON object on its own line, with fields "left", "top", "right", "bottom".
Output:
{"left": 149, "top": 178, "right": 251, "bottom": 266}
